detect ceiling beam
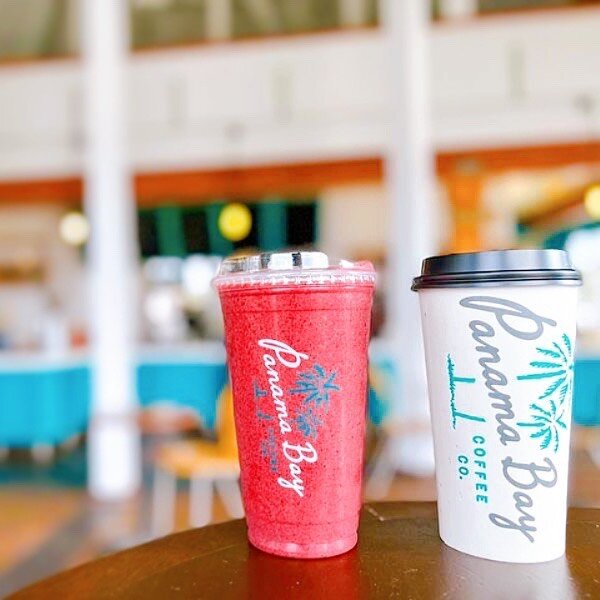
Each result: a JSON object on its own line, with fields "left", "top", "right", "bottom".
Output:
{"left": 1, "top": 140, "right": 599, "bottom": 205}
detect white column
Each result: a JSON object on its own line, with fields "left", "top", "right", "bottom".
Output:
{"left": 381, "top": 0, "right": 436, "bottom": 475}
{"left": 82, "top": 0, "right": 141, "bottom": 500}
{"left": 205, "top": 0, "right": 233, "bottom": 41}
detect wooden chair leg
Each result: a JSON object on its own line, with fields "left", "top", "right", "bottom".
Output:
{"left": 590, "top": 443, "right": 600, "bottom": 468}
{"left": 190, "top": 477, "right": 213, "bottom": 528}
{"left": 365, "top": 432, "right": 396, "bottom": 500}
{"left": 152, "top": 468, "right": 176, "bottom": 538}
{"left": 215, "top": 478, "right": 244, "bottom": 519}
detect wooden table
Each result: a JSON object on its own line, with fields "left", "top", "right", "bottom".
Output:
{"left": 12, "top": 502, "right": 600, "bottom": 599}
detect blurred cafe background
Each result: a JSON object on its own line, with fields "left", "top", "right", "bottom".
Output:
{"left": 0, "top": 0, "right": 599, "bottom": 592}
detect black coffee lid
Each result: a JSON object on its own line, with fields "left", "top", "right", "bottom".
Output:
{"left": 412, "top": 249, "right": 582, "bottom": 290}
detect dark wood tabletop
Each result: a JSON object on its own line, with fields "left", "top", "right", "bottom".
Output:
{"left": 11, "top": 502, "right": 600, "bottom": 599}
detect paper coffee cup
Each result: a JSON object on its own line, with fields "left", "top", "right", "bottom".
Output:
{"left": 412, "top": 249, "right": 582, "bottom": 563}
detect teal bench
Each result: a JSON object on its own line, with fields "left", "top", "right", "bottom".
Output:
{"left": 573, "top": 358, "right": 600, "bottom": 426}
{"left": 0, "top": 351, "right": 596, "bottom": 448}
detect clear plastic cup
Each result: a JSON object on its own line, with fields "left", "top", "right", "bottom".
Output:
{"left": 213, "top": 251, "right": 375, "bottom": 558}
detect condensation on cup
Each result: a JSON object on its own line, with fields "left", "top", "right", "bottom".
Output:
{"left": 412, "top": 249, "right": 582, "bottom": 563}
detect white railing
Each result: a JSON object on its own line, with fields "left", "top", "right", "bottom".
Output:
{"left": 0, "top": 7, "right": 598, "bottom": 179}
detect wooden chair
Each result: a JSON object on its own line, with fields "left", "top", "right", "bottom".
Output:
{"left": 365, "top": 364, "right": 433, "bottom": 499}
{"left": 151, "top": 387, "right": 243, "bottom": 537}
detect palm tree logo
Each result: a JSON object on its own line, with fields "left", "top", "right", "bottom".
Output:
{"left": 295, "top": 408, "right": 323, "bottom": 439}
{"left": 516, "top": 333, "right": 573, "bottom": 453}
{"left": 290, "top": 365, "right": 340, "bottom": 408}
{"left": 291, "top": 365, "right": 340, "bottom": 438}
{"left": 517, "top": 334, "right": 574, "bottom": 404}
{"left": 517, "top": 400, "right": 567, "bottom": 453}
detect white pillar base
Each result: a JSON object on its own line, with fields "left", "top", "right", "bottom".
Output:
{"left": 88, "top": 417, "right": 141, "bottom": 502}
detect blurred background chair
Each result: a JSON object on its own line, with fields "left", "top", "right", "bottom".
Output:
{"left": 151, "top": 386, "right": 243, "bottom": 537}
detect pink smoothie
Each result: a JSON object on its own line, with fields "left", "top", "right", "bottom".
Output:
{"left": 214, "top": 256, "right": 375, "bottom": 559}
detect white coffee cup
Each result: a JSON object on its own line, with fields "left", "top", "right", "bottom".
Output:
{"left": 412, "top": 249, "right": 582, "bottom": 563}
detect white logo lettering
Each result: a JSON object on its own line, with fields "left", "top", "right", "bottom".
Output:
{"left": 258, "top": 339, "right": 309, "bottom": 369}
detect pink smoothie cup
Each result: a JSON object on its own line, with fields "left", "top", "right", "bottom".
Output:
{"left": 213, "top": 251, "right": 375, "bottom": 559}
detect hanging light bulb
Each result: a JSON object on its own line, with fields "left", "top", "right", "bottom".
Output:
{"left": 218, "top": 203, "right": 253, "bottom": 242}
{"left": 584, "top": 185, "right": 600, "bottom": 220}
{"left": 59, "top": 212, "right": 90, "bottom": 246}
